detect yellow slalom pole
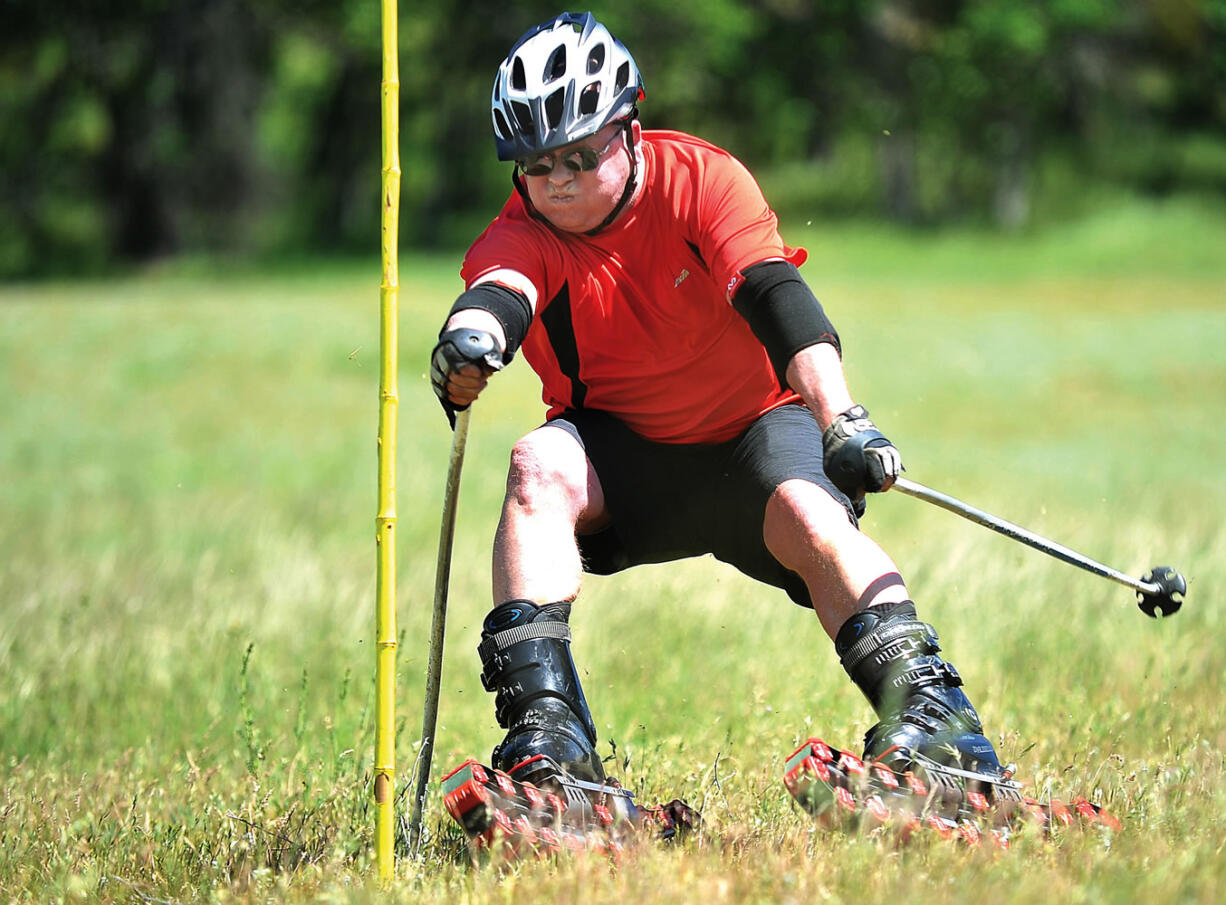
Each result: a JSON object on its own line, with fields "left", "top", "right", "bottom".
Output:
{"left": 375, "top": 0, "right": 400, "bottom": 882}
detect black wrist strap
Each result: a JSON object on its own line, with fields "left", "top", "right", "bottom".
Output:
{"left": 448, "top": 282, "right": 532, "bottom": 361}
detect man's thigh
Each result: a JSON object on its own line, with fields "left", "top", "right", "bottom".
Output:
{"left": 516, "top": 419, "right": 611, "bottom": 533}
{"left": 543, "top": 411, "right": 723, "bottom": 571}
{"left": 722, "top": 403, "right": 857, "bottom": 533}
{"left": 707, "top": 404, "right": 857, "bottom": 602}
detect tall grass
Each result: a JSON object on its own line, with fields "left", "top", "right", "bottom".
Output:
{"left": 1, "top": 198, "right": 1223, "bottom": 903}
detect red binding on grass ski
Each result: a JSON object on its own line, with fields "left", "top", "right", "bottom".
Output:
{"left": 783, "top": 738, "right": 1121, "bottom": 848}
{"left": 442, "top": 757, "right": 698, "bottom": 858}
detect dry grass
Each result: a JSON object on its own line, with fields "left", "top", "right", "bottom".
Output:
{"left": 1, "top": 201, "right": 1223, "bottom": 902}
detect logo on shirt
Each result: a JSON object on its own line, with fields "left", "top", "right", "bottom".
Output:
{"left": 674, "top": 269, "right": 690, "bottom": 288}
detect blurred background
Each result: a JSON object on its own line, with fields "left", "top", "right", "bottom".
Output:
{"left": 3, "top": 0, "right": 1224, "bottom": 279}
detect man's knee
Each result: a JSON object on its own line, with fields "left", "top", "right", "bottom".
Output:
{"left": 505, "top": 428, "right": 592, "bottom": 517}
{"left": 763, "top": 478, "right": 861, "bottom": 574}
{"left": 768, "top": 479, "right": 857, "bottom": 534}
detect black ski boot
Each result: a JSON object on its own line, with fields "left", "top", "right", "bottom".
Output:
{"left": 478, "top": 599, "right": 604, "bottom": 786}
{"left": 835, "top": 601, "right": 1002, "bottom": 777}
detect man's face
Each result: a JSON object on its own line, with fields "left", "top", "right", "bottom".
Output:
{"left": 519, "top": 121, "right": 633, "bottom": 234}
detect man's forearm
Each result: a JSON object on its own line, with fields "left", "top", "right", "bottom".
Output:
{"left": 784, "top": 343, "right": 855, "bottom": 429}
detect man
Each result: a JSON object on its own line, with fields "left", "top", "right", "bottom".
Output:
{"left": 431, "top": 12, "right": 1002, "bottom": 789}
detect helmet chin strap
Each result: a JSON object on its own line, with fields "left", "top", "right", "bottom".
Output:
{"left": 584, "top": 119, "right": 638, "bottom": 236}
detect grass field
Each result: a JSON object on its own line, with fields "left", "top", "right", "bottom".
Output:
{"left": 1, "top": 198, "right": 1224, "bottom": 903}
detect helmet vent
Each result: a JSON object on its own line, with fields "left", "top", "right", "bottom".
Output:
{"left": 614, "top": 61, "right": 630, "bottom": 94}
{"left": 511, "top": 57, "right": 527, "bottom": 91}
{"left": 586, "top": 44, "right": 605, "bottom": 75}
{"left": 544, "top": 87, "right": 565, "bottom": 130}
{"left": 579, "top": 82, "right": 600, "bottom": 115}
{"left": 510, "top": 100, "right": 534, "bottom": 136}
{"left": 493, "top": 109, "right": 511, "bottom": 140}
{"left": 545, "top": 46, "right": 567, "bottom": 83}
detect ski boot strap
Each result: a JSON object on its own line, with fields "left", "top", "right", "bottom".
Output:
{"left": 478, "top": 619, "right": 571, "bottom": 662}
{"left": 479, "top": 598, "right": 573, "bottom": 667}
{"left": 836, "top": 601, "right": 941, "bottom": 673}
{"left": 835, "top": 601, "right": 974, "bottom": 720}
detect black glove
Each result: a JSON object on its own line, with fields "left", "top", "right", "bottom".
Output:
{"left": 430, "top": 328, "right": 504, "bottom": 428}
{"left": 821, "top": 404, "right": 903, "bottom": 516}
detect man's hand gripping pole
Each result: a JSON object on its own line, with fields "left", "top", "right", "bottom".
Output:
{"left": 431, "top": 328, "right": 505, "bottom": 428}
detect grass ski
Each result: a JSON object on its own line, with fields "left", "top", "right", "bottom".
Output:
{"left": 442, "top": 755, "right": 698, "bottom": 858}
{"left": 784, "top": 737, "right": 1120, "bottom": 848}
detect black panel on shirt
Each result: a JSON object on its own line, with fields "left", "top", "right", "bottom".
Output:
{"left": 539, "top": 282, "right": 588, "bottom": 409}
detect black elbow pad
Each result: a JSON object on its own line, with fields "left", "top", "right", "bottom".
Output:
{"left": 447, "top": 282, "right": 533, "bottom": 361}
{"left": 732, "top": 260, "right": 841, "bottom": 386}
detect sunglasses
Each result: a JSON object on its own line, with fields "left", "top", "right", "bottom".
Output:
{"left": 516, "top": 123, "right": 627, "bottom": 177}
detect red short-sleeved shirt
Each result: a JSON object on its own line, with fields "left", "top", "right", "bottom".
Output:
{"left": 460, "top": 129, "right": 808, "bottom": 444}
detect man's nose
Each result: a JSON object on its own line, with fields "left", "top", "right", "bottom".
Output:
{"left": 547, "top": 163, "right": 574, "bottom": 185}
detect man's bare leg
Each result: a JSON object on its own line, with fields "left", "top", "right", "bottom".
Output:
{"left": 492, "top": 424, "right": 610, "bottom": 604}
{"left": 762, "top": 478, "right": 909, "bottom": 637}
{"left": 763, "top": 478, "right": 1001, "bottom": 774}
{"left": 481, "top": 423, "right": 610, "bottom": 782}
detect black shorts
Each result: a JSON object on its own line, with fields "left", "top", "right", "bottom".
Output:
{"left": 544, "top": 404, "right": 858, "bottom": 608}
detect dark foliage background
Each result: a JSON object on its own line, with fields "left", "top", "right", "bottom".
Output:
{"left": 2, "top": 0, "right": 1224, "bottom": 276}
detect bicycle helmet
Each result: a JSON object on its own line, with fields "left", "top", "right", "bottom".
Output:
{"left": 491, "top": 12, "right": 644, "bottom": 161}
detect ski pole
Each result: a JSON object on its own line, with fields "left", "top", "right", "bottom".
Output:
{"left": 408, "top": 405, "right": 472, "bottom": 853}
{"left": 891, "top": 477, "right": 1186, "bottom": 617}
